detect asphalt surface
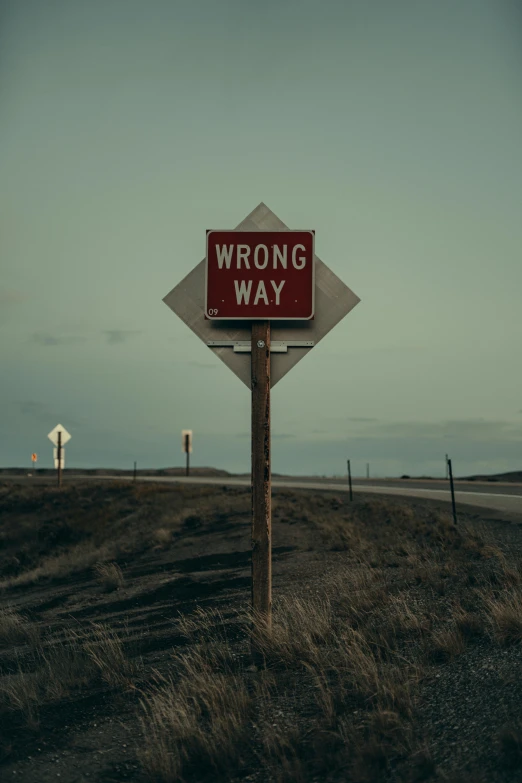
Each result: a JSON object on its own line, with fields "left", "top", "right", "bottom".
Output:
{"left": 265, "top": 476, "right": 522, "bottom": 496}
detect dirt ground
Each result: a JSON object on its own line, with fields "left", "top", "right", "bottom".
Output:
{"left": 0, "top": 480, "right": 521, "bottom": 783}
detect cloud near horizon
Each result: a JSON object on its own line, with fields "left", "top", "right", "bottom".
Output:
{"left": 31, "top": 331, "right": 86, "bottom": 346}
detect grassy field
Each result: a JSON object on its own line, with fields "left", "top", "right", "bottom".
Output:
{"left": 0, "top": 480, "right": 521, "bottom": 782}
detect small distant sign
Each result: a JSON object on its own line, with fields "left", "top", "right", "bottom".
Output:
{"left": 31, "top": 453, "right": 37, "bottom": 463}
{"left": 47, "top": 424, "right": 71, "bottom": 446}
{"left": 182, "top": 430, "right": 193, "bottom": 454}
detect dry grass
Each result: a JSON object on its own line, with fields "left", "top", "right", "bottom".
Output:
{"left": 249, "top": 595, "right": 335, "bottom": 668}
{"left": 135, "top": 498, "right": 519, "bottom": 782}
{"left": 138, "top": 656, "right": 251, "bottom": 781}
{"left": 93, "top": 561, "right": 125, "bottom": 591}
{"left": 0, "top": 482, "right": 243, "bottom": 591}
{"left": 71, "top": 622, "right": 139, "bottom": 687}
{"left": 0, "top": 622, "right": 139, "bottom": 731}
{"left": 485, "top": 589, "right": 522, "bottom": 645}
{"left": 453, "top": 605, "right": 485, "bottom": 641}
{"left": 0, "top": 609, "right": 40, "bottom": 648}
{"left": 138, "top": 581, "right": 423, "bottom": 782}
{"left": 0, "top": 541, "right": 115, "bottom": 589}
{"left": 153, "top": 527, "right": 172, "bottom": 548}
{"left": 0, "top": 634, "right": 95, "bottom": 730}
{"left": 255, "top": 723, "right": 308, "bottom": 783}
{"left": 2, "top": 483, "right": 521, "bottom": 781}
{"left": 428, "top": 623, "right": 466, "bottom": 663}
{"left": 249, "top": 593, "right": 421, "bottom": 779}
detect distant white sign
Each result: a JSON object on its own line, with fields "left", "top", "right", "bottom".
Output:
{"left": 182, "top": 430, "right": 193, "bottom": 454}
{"left": 48, "top": 424, "right": 71, "bottom": 446}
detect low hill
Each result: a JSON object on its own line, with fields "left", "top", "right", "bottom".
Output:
{"left": 0, "top": 467, "right": 232, "bottom": 477}
{"left": 464, "top": 471, "right": 522, "bottom": 483}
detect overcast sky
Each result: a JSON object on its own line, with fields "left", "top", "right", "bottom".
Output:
{"left": 1, "top": 0, "right": 521, "bottom": 477}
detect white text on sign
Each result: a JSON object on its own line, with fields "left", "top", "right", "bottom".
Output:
{"left": 215, "top": 244, "right": 307, "bottom": 270}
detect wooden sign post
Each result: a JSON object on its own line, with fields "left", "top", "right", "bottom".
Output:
{"left": 163, "top": 203, "right": 361, "bottom": 662}
{"left": 57, "top": 430, "right": 62, "bottom": 489}
{"left": 347, "top": 459, "right": 353, "bottom": 501}
{"left": 47, "top": 424, "right": 71, "bottom": 489}
{"left": 182, "top": 430, "right": 193, "bottom": 476}
{"left": 251, "top": 321, "right": 272, "bottom": 632}
{"left": 447, "top": 457, "right": 458, "bottom": 525}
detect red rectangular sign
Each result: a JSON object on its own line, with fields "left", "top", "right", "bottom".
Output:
{"left": 205, "top": 230, "right": 315, "bottom": 320}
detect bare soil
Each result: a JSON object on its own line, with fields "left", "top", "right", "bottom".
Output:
{"left": 0, "top": 480, "right": 521, "bottom": 783}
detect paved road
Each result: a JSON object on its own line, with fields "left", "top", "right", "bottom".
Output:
{"left": 267, "top": 476, "right": 522, "bottom": 496}
{"left": 87, "top": 474, "right": 522, "bottom": 517}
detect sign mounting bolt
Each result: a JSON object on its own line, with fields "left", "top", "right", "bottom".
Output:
{"left": 257, "top": 340, "right": 265, "bottom": 348}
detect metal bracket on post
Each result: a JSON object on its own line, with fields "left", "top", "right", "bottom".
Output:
{"left": 207, "top": 340, "right": 314, "bottom": 353}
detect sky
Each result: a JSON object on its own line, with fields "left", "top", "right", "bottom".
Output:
{"left": 1, "top": 0, "right": 522, "bottom": 478}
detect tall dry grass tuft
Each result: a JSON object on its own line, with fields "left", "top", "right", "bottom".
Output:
{"left": 452, "top": 605, "right": 485, "bottom": 641}
{"left": 485, "top": 589, "right": 522, "bottom": 645}
{"left": 428, "top": 623, "right": 466, "bottom": 663}
{"left": 152, "top": 527, "right": 172, "bottom": 548}
{"left": 256, "top": 723, "right": 308, "bottom": 783}
{"left": 248, "top": 594, "right": 335, "bottom": 669}
{"left": 138, "top": 656, "right": 251, "bottom": 782}
{"left": 0, "top": 609, "right": 40, "bottom": 648}
{"left": 94, "top": 561, "right": 125, "bottom": 591}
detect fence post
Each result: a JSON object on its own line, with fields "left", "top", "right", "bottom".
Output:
{"left": 447, "top": 457, "right": 458, "bottom": 525}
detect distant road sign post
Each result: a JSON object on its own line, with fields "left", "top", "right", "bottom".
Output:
{"left": 182, "top": 430, "right": 193, "bottom": 477}
{"left": 447, "top": 457, "right": 458, "bottom": 525}
{"left": 57, "top": 432, "right": 62, "bottom": 487}
{"left": 31, "top": 453, "right": 37, "bottom": 464}
{"left": 48, "top": 424, "right": 71, "bottom": 489}
{"left": 163, "top": 203, "right": 360, "bottom": 643}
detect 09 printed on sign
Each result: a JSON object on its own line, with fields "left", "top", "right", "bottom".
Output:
{"left": 205, "top": 230, "right": 315, "bottom": 321}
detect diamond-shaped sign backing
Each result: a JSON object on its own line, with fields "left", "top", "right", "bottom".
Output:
{"left": 163, "top": 203, "right": 360, "bottom": 388}
{"left": 47, "top": 424, "right": 71, "bottom": 446}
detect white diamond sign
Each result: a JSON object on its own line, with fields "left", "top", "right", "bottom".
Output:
{"left": 162, "top": 203, "right": 360, "bottom": 388}
{"left": 47, "top": 424, "right": 71, "bottom": 446}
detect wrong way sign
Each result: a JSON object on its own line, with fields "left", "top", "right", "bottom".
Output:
{"left": 205, "top": 230, "right": 314, "bottom": 320}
